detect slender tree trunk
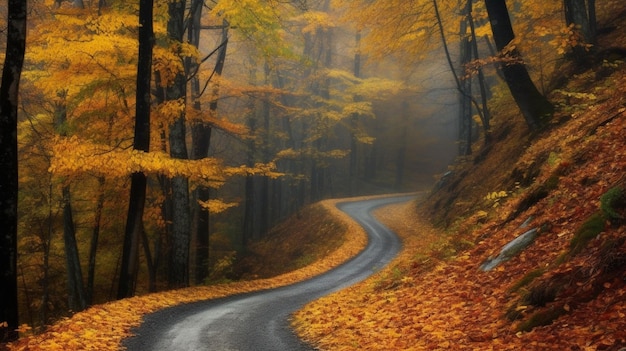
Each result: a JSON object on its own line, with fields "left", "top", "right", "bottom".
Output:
{"left": 86, "top": 176, "right": 105, "bottom": 304}
{"left": 61, "top": 187, "right": 87, "bottom": 312}
{"left": 243, "top": 103, "right": 257, "bottom": 247}
{"left": 52, "top": 92, "right": 87, "bottom": 312}
{"left": 434, "top": 0, "right": 483, "bottom": 153}
{"left": 0, "top": 0, "right": 26, "bottom": 341}
{"left": 40, "top": 179, "right": 54, "bottom": 326}
{"left": 485, "top": 0, "right": 554, "bottom": 130}
{"left": 395, "top": 102, "right": 408, "bottom": 190}
{"left": 117, "top": 0, "right": 153, "bottom": 299}
{"left": 458, "top": 0, "right": 473, "bottom": 155}
{"left": 469, "top": 2, "right": 491, "bottom": 140}
{"left": 349, "top": 31, "right": 362, "bottom": 196}
{"left": 259, "top": 62, "right": 272, "bottom": 237}
{"left": 140, "top": 225, "right": 157, "bottom": 292}
{"left": 188, "top": 0, "right": 208, "bottom": 285}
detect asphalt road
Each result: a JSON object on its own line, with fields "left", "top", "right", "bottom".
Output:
{"left": 123, "top": 194, "right": 414, "bottom": 351}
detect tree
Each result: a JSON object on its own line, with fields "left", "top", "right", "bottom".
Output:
{"left": 564, "top": 0, "right": 596, "bottom": 64}
{"left": 117, "top": 0, "right": 154, "bottom": 299}
{"left": 0, "top": 0, "right": 27, "bottom": 343}
{"left": 189, "top": 8, "right": 229, "bottom": 283}
{"left": 54, "top": 91, "right": 87, "bottom": 312}
{"left": 484, "top": 0, "right": 554, "bottom": 130}
{"left": 165, "top": 0, "right": 191, "bottom": 289}
{"left": 564, "top": 0, "right": 595, "bottom": 44}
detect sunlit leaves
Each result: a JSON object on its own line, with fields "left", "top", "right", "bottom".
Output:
{"left": 197, "top": 199, "right": 238, "bottom": 214}
{"left": 294, "top": 11, "right": 335, "bottom": 34}
{"left": 333, "top": 0, "right": 450, "bottom": 65}
{"left": 49, "top": 136, "right": 227, "bottom": 187}
{"left": 211, "top": 0, "right": 290, "bottom": 57}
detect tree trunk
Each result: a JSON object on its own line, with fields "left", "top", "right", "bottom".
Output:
{"left": 394, "top": 102, "right": 408, "bottom": 190}
{"left": 433, "top": 0, "right": 480, "bottom": 154}
{"left": 564, "top": 0, "right": 591, "bottom": 43}
{"left": 61, "top": 186, "right": 87, "bottom": 312}
{"left": 0, "top": 0, "right": 26, "bottom": 342}
{"left": 564, "top": 0, "right": 595, "bottom": 64}
{"left": 166, "top": 0, "right": 191, "bottom": 289}
{"left": 588, "top": 0, "right": 597, "bottom": 44}
{"left": 259, "top": 62, "right": 272, "bottom": 238}
{"left": 86, "top": 176, "right": 105, "bottom": 304}
{"left": 243, "top": 105, "right": 257, "bottom": 247}
{"left": 349, "top": 31, "right": 362, "bottom": 196}
{"left": 51, "top": 90, "right": 88, "bottom": 312}
{"left": 469, "top": 2, "right": 491, "bottom": 140}
{"left": 188, "top": 0, "right": 207, "bottom": 285}
{"left": 458, "top": 0, "right": 473, "bottom": 155}
{"left": 485, "top": 0, "right": 553, "bottom": 130}
{"left": 117, "top": 0, "right": 153, "bottom": 299}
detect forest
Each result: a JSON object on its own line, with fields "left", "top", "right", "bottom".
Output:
{"left": 2, "top": 0, "right": 625, "bottom": 349}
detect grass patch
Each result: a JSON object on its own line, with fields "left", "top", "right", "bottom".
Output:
{"left": 600, "top": 186, "right": 625, "bottom": 221}
{"left": 517, "top": 306, "right": 567, "bottom": 332}
{"left": 570, "top": 211, "right": 606, "bottom": 255}
{"left": 509, "top": 268, "right": 546, "bottom": 293}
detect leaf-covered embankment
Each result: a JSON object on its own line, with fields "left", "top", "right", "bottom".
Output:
{"left": 7, "top": 199, "right": 369, "bottom": 351}
{"left": 292, "top": 15, "right": 626, "bottom": 351}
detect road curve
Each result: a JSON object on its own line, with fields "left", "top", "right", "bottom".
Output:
{"left": 123, "top": 194, "right": 415, "bottom": 351}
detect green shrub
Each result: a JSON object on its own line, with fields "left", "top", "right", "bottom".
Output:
{"left": 600, "top": 186, "right": 624, "bottom": 221}
{"left": 517, "top": 307, "right": 567, "bottom": 332}
{"left": 509, "top": 268, "right": 546, "bottom": 293}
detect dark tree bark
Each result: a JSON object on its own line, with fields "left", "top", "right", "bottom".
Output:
{"left": 188, "top": 0, "right": 208, "bottom": 285}
{"left": 166, "top": 0, "right": 191, "bottom": 289}
{"left": 53, "top": 91, "right": 87, "bottom": 312}
{"left": 564, "top": 0, "right": 592, "bottom": 43}
{"left": 61, "top": 186, "right": 87, "bottom": 312}
{"left": 587, "top": 0, "right": 596, "bottom": 44}
{"left": 458, "top": 0, "right": 473, "bottom": 155}
{"left": 564, "top": 0, "right": 596, "bottom": 63}
{"left": 0, "top": 0, "right": 26, "bottom": 342}
{"left": 117, "top": 0, "right": 154, "bottom": 299}
{"left": 484, "top": 0, "right": 553, "bottom": 130}
{"left": 190, "top": 14, "right": 229, "bottom": 284}
{"left": 86, "top": 176, "right": 105, "bottom": 304}
{"left": 433, "top": 0, "right": 486, "bottom": 154}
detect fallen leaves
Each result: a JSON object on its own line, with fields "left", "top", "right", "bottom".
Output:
{"left": 7, "top": 198, "right": 370, "bottom": 351}
{"left": 292, "top": 70, "right": 626, "bottom": 349}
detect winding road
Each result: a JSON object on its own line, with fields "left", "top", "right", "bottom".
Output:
{"left": 123, "top": 195, "right": 414, "bottom": 351}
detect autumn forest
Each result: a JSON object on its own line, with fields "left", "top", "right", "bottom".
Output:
{"left": 2, "top": 0, "right": 626, "bottom": 349}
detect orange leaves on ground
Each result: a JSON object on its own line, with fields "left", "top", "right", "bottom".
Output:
{"left": 8, "top": 198, "right": 369, "bottom": 351}
{"left": 293, "top": 70, "right": 626, "bottom": 350}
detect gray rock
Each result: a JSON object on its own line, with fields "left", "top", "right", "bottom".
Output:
{"left": 480, "top": 227, "right": 539, "bottom": 271}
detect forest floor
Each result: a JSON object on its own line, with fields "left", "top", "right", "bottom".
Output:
{"left": 6, "top": 197, "right": 372, "bottom": 351}
{"left": 292, "top": 7, "right": 626, "bottom": 350}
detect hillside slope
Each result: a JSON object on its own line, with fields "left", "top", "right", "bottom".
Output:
{"left": 293, "top": 8, "right": 626, "bottom": 351}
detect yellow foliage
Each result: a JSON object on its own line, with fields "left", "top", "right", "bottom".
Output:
{"left": 197, "top": 199, "right": 238, "bottom": 214}
{"left": 48, "top": 136, "right": 227, "bottom": 186}
{"left": 295, "top": 11, "right": 335, "bottom": 34}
